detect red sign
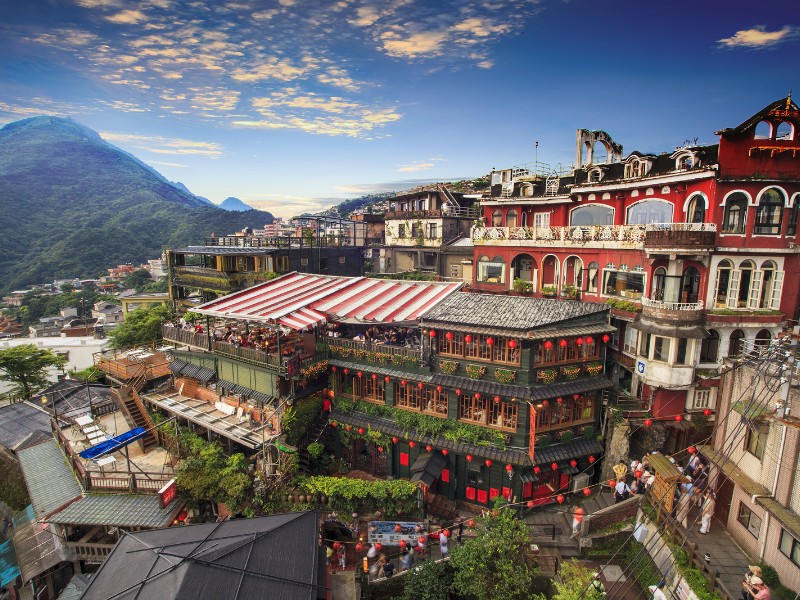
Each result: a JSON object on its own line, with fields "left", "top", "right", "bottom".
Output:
{"left": 159, "top": 478, "right": 177, "bottom": 509}
{"left": 528, "top": 406, "right": 536, "bottom": 461}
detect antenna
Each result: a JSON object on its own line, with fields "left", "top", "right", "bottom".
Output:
{"left": 535, "top": 141, "right": 539, "bottom": 165}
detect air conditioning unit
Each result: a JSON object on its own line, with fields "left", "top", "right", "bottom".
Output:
{"left": 571, "top": 473, "right": 590, "bottom": 492}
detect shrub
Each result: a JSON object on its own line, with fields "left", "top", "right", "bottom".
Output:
{"left": 306, "top": 442, "right": 324, "bottom": 459}
{"left": 282, "top": 395, "right": 323, "bottom": 446}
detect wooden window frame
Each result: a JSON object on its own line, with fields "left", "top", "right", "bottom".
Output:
{"left": 438, "top": 332, "right": 521, "bottom": 366}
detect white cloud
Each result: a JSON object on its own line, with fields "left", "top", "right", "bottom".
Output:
{"left": 100, "top": 131, "right": 224, "bottom": 157}
{"left": 718, "top": 26, "right": 798, "bottom": 49}
{"left": 106, "top": 9, "right": 148, "bottom": 24}
{"left": 396, "top": 161, "right": 435, "bottom": 172}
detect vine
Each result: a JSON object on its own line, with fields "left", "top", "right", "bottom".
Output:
{"left": 439, "top": 360, "right": 459, "bottom": 376}
{"left": 584, "top": 362, "right": 604, "bottom": 376}
{"left": 561, "top": 365, "right": 581, "bottom": 380}
{"left": 494, "top": 368, "right": 517, "bottom": 384}
{"left": 465, "top": 364, "right": 487, "bottom": 379}
{"left": 536, "top": 369, "right": 557, "bottom": 385}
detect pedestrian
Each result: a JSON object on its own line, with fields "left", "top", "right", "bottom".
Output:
{"left": 401, "top": 547, "right": 414, "bottom": 571}
{"left": 383, "top": 559, "right": 395, "bottom": 578}
{"left": 457, "top": 521, "right": 463, "bottom": 544}
{"left": 676, "top": 489, "right": 692, "bottom": 531}
{"left": 614, "top": 479, "right": 630, "bottom": 503}
{"left": 367, "top": 543, "right": 377, "bottom": 559}
{"left": 741, "top": 566, "right": 764, "bottom": 600}
{"left": 699, "top": 491, "right": 715, "bottom": 534}
{"left": 376, "top": 553, "right": 387, "bottom": 578}
{"left": 653, "top": 581, "right": 668, "bottom": 600}
{"left": 439, "top": 530, "right": 449, "bottom": 558}
{"left": 338, "top": 546, "right": 346, "bottom": 569}
{"left": 613, "top": 460, "right": 628, "bottom": 482}
{"left": 743, "top": 576, "right": 770, "bottom": 600}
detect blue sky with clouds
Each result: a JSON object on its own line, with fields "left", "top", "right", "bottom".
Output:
{"left": 1, "top": 0, "right": 798, "bottom": 217}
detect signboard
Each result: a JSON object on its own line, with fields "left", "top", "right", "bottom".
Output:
{"left": 159, "top": 478, "right": 177, "bottom": 509}
{"left": 636, "top": 359, "right": 646, "bottom": 375}
{"left": 528, "top": 406, "right": 536, "bottom": 461}
{"left": 0, "top": 539, "right": 20, "bottom": 587}
{"left": 367, "top": 521, "right": 424, "bottom": 546}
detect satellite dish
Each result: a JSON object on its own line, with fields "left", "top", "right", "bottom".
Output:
{"left": 210, "top": 383, "right": 217, "bottom": 390}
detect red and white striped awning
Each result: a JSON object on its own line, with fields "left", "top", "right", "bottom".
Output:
{"left": 192, "top": 272, "right": 463, "bottom": 330}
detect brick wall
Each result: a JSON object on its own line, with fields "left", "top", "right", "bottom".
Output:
{"left": 174, "top": 377, "right": 218, "bottom": 403}
{"left": 585, "top": 495, "right": 641, "bottom": 535}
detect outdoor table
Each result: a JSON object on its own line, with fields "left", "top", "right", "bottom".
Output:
{"left": 87, "top": 431, "right": 105, "bottom": 441}
{"left": 82, "top": 425, "right": 101, "bottom": 434}
{"left": 75, "top": 415, "right": 94, "bottom": 427}
{"left": 95, "top": 456, "right": 116, "bottom": 468}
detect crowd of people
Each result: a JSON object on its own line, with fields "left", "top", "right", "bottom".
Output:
{"left": 327, "top": 322, "right": 421, "bottom": 348}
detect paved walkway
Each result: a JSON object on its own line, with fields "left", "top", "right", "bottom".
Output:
{"left": 688, "top": 512, "right": 751, "bottom": 599}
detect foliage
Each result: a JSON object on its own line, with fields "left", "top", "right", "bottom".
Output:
{"left": 438, "top": 360, "right": 459, "bottom": 376}
{"left": 449, "top": 506, "right": 540, "bottom": 600}
{"left": 465, "top": 364, "right": 487, "bottom": 379}
{"left": 366, "top": 271, "right": 436, "bottom": 282}
{"left": 67, "top": 366, "right": 104, "bottom": 382}
{"left": 560, "top": 365, "right": 581, "bottom": 380}
{"left": 535, "top": 434, "right": 551, "bottom": 447}
{"left": 0, "top": 344, "right": 67, "bottom": 399}
{"left": 708, "top": 308, "right": 782, "bottom": 316}
{"left": 512, "top": 278, "right": 533, "bottom": 294}
{"left": 494, "top": 368, "right": 517, "bottom": 384}
{"left": 141, "top": 277, "right": 168, "bottom": 293}
{"left": 552, "top": 560, "right": 605, "bottom": 600}
{"left": 674, "top": 549, "right": 722, "bottom": 600}
{"left": 108, "top": 305, "right": 173, "bottom": 349}
{"left": 306, "top": 442, "right": 325, "bottom": 459}
{"left": 604, "top": 298, "right": 642, "bottom": 313}
{"left": 585, "top": 536, "right": 661, "bottom": 591}
{"left": 299, "top": 476, "right": 419, "bottom": 514}
{"left": 402, "top": 559, "right": 454, "bottom": 600}
{"left": 175, "top": 438, "right": 252, "bottom": 511}
{"left": 282, "top": 394, "right": 323, "bottom": 446}
{"left": 559, "top": 430, "right": 574, "bottom": 444}
{"left": 563, "top": 284, "right": 578, "bottom": 299}
{"left": 123, "top": 269, "right": 153, "bottom": 292}
{"left": 585, "top": 362, "right": 604, "bottom": 376}
{"left": 541, "top": 285, "right": 557, "bottom": 296}
{"left": 8, "top": 288, "right": 118, "bottom": 327}
{"left": 0, "top": 451, "right": 30, "bottom": 511}
{"left": 756, "top": 564, "right": 794, "bottom": 600}
{"left": 536, "top": 368, "right": 557, "bottom": 384}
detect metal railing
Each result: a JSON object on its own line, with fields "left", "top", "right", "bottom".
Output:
{"left": 641, "top": 297, "right": 704, "bottom": 311}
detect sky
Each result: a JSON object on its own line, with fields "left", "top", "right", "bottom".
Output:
{"left": 1, "top": 1, "right": 799, "bottom": 218}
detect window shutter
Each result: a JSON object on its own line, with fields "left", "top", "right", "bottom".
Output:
{"left": 748, "top": 270, "right": 763, "bottom": 309}
{"left": 727, "top": 270, "right": 741, "bottom": 309}
{"left": 770, "top": 271, "right": 784, "bottom": 310}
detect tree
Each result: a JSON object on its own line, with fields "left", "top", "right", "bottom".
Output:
{"left": 141, "top": 277, "right": 168, "bottom": 293}
{"left": 0, "top": 344, "right": 67, "bottom": 400}
{"left": 175, "top": 437, "right": 252, "bottom": 511}
{"left": 448, "top": 505, "right": 542, "bottom": 600}
{"left": 123, "top": 269, "right": 153, "bottom": 292}
{"left": 552, "top": 560, "right": 605, "bottom": 600}
{"left": 403, "top": 559, "right": 453, "bottom": 600}
{"left": 108, "top": 305, "right": 172, "bottom": 349}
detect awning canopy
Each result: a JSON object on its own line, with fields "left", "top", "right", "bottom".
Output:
{"left": 79, "top": 427, "right": 147, "bottom": 460}
{"left": 410, "top": 451, "right": 448, "bottom": 487}
{"left": 191, "top": 272, "right": 463, "bottom": 330}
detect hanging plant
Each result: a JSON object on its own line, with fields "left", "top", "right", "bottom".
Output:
{"left": 560, "top": 365, "right": 581, "bottom": 380}
{"left": 494, "top": 368, "right": 517, "bottom": 384}
{"left": 536, "top": 368, "right": 557, "bottom": 385}
{"left": 535, "top": 434, "right": 551, "bottom": 447}
{"left": 366, "top": 351, "right": 391, "bottom": 365}
{"left": 439, "top": 360, "right": 459, "bottom": 376}
{"left": 559, "top": 430, "right": 574, "bottom": 444}
{"left": 584, "top": 362, "right": 604, "bottom": 376}
{"left": 465, "top": 364, "right": 487, "bottom": 379}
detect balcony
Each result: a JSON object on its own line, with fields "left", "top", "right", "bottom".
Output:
{"left": 161, "top": 324, "right": 210, "bottom": 350}
{"left": 326, "top": 337, "right": 423, "bottom": 369}
{"left": 641, "top": 297, "right": 705, "bottom": 324}
{"left": 211, "top": 340, "right": 287, "bottom": 374}
{"left": 472, "top": 225, "right": 647, "bottom": 248}
{"left": 69, "top": 542, "right": 115, "bottom": 563}
{"left": 643, "top": 223, "right": 716, "bottom": 253}
{"left": 171, "top": 266, "right": 232, "bottom": 292}
{"left": 385, "top": 209, "right": 443, "bottom": 219}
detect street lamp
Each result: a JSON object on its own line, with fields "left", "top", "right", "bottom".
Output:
{"left": 41, "top": 394, "right": 58, "bottom": 426}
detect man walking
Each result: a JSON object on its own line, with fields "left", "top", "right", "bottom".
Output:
{"left": 699, "top": 491, "right": 715, "bottom": 534}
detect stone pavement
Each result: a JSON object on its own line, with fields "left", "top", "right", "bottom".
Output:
{"left": 688, "top": 514, "right": 752, "bottom": 599}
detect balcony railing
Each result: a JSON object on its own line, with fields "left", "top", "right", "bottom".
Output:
{"left": 472, "top": 224, "right": 647, "bottom": 245}
{"left": 69, "top": 542, "right": 115, "bottom": 563}
{"left": 211, "top": 340, "right": 286, "bottom": 373}
{"left": 643, "top": 222, "right": 716, "bottom": 250}
{"left": 327, "top": 337, "right": 422, "bottom": 364}
{"left": 162, "top": 325, "right": 210, "bottom": 350}
{"left": 386, "top": 209, "right": 443, "bottom": 219}
{"left": 641, "top": 297, "right": 704, "bottom": 311}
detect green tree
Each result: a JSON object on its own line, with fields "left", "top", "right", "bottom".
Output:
{"left": 449, "top": 505, "right": 541, "bottom": 600}
{"left": 0, "top": 344, "right": 67, "bottom": 400}
{"left": 552, "top": 560, "right": 605, "bottom": 600}
{"left": 141, "top": 277, "right": 168, "bottom": 293}
{"left": 108, "top": 305, "right": 172, "bottom": 349}
{"left": 123, "top": 269, "right": 153, "bottom": 292}
{"left": 175, "top": 439, "right": 252, "bottom": 511}
{"left": 67, "top": 366, "right": 104, "bottom": 383}
{"left": 403, "top": 559, "right": 453, "bottom": 600}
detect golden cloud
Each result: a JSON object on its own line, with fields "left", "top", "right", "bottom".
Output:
{"left": 105, "top": 9, "right": 148, "bottom": 24}
{"left": 100, "top": 131, "right": 224, "bottom": 157}
{"left": 380, "top": 29, "right": 448, "bottom": 58}
{"left": 396, "top": 162, "right": 435, "bottom": 172}
{"left": 718, "top": 26, "right": 798, "bottom": 48}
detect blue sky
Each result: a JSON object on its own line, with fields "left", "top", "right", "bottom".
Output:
{"left": 1, "top": 0, "right": 799, "bottom": 218}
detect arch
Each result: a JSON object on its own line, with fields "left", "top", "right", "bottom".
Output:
{"left": 754, "top": 187, "right": 786, "bottom": 235}
{"left": 754, "top": 329, "right": 772, "bottom": 353}
{"left": 562, "top": 255, "right": 584, "bottom": 291}
{"left": 684, "top": 193, "right": 707, "bottom": 223}
{"left": 681, "top": 266, "right": 701, "bottom": 304}
{"left": 520, "top": 211, "right": 528, "bottom": 227}
{"left": 511, "top": 253, "right": 536, "bottom": 289}
{"left": 588, "top": 168, "right": 602, "bottom": 183}
{"left": 570, "top": 204, "right": 614, "bottom": 226}
{"left": 721, "top": 191, "right": 748, "bottom": 234}
{"left": 593, "top": 140, "right": 609, "bottom": 164}
{"left": 759, "top": 260, "right": 777, "bottom": 309}
{"left": 754, "top": 121, "right": 772, "bottom": 139}
{"left": 728, "top": 329, "right": 745, "bottom": 357}
{"left": 586, "top": 261, "right": 600, "bottom": 293}
{"left": 755, "top": 186, "right": 788, "bottom": 205}
{"left": 713, "top": 259, "right": 734, "bottom": 308}
{"left": 506, "top": 209, "right": 518, "bottom": 228}
{"left": 776, "top": 122, "right": 794, "bottom": 141}
{"left": 626, "top": 199, "right": 674, "bottom": 225}
{"left": 700, "top": 329, "right": 720, "bottom": 363}
{"left": 491, "top": 209, "right": 503, "bottom": 227}
{"left": 541, "top": 254, "right": 560, "bottom": 289}
{"left": 521, "top": 183, "right": 534, "bottom": 197}
{"left": 651, "top": 266, "right": 667, "bottom": 301}
{"left": 477, "top": 255, "right": 506, "bottom": 284}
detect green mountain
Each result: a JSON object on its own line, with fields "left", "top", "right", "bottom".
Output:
{"left": 218, "top": 196, "right": 254, "bottom": 211}
{"left": 0, "top": 116, "right": 274, "bottom": 294}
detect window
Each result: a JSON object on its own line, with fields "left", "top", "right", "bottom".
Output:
{"left": 300, "top": 257, "right": 309, "bottom": 267}
{"left": 450, "top": 264, "right": 460, "bottom": 278}
{"left": 586, "top": 262, "right": 599, "bottom": 293}
{"left": 653, "top": 337, "right": 671, "bottom": 361}
{"left": 623, "top": 326, "right": 638, "bottom": 355}
{"left": 477, "top": 256, "right": 506, "bottom": 284}
{"left": 506, "top": 210, "right": 518, "bottom": 228}
{"left": 627, "top": 200, "right": 673, "bottom": 225}
{"left": 428, "top": 223, "right": 438, "bottom": 239}
{"left": 459, "top": 393, "right": 488, "bottom": 425}
{"left": 603, "top": 270, "right": 645, "bottom": 299}
{"left": 714, "top": 260, "right": 734, "bottom": 308}
{"left": 276, "top": 256, "right": 289, "bottom": 273}
{"left": 787, "top": 205, "right": 799, "bottom": 236}
{"left": 320, "top": 257, "right": 328, "bottom": 273}
{"left": 488, "top": 399, "right": 518, "bottom": 430}
{"left": 624, "top": 158, "right": 650, "bottom": 179}
{"left": 492, "top": 210, "right": 503, "bottom": 227}
{"left": 737, "top": 260, "right": 754, "bottom": 308}
{"left": 640, "top": 333, "right": 652, "bottom": 358}
{"left": 398, "top": 224, "right": 406, "bottom": 238}
{"left": 686, "top": 195, "right": 705, "bottom": 223}
{"left": 776, "top": 121, "right": 794, "bottom": 141}
{"left": 722, "top": 193, "right": 748, "bottom": 234}
{"left": 351, "top": 375, "right": 386, "bottom": 404}
{"left": 745, "top": 423, "right": 768, "bottom": 459}
{"left": 533, "top": 212, "right": 550, "bottom": 229}
{"left": 588, "top": 169, "right": 602, "bottom": 183}
{"left": 754, "top": 329, "right": 772, "bottom": 354}
{"left": 338, "top": 256, "right": 346, "bottom": 264}
{"left": 729, "top": 329, "right": 745, "bottom": 357}
{"left": 779, "top": 530, "right": 800, "bottom": 566}
{"left": 411, "top": 223, "right": 420, "bottom": 238}
{"left": 438, "top": 332, "right": 521, "bottom": 365}
{"left": 571, "top": 205, "right": 613, "bottom": 226}
{"left": 754, "top": 121, "right": 772, "bottom": 139}
{"left": 737, "top": 503, "right": 762, "bottom": 538}
{"left": 676, "top": 338, "right": 689, "bottom": 364}
{"left": 759, "top": 261, "right": 776, "bottom": 309}
{"left": 754, "top": 188, "right": 785, "bottom": 235}
{"left": 700, "top": 330, "right": 720, "bottom": 363}
{"left": 693, "top": 389, "right": 711, "bottom": 409}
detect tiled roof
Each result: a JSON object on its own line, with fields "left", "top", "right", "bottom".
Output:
{"left": 422, "top": 292, "right": 608, "bottom": 333}
{"left": 0, "top": 402, "right": 52, "bottom": 451}
{"left": 17, "top": 439, "right": 82, "bottom": 518}
{"left": 526, "top": 323, "right": 617, "bottom": 340}
{"left": 528, "top": 377, "right": 613, "bottom": 401}
{"left": 532, "top": 438, "right": 604, "bottom": 467}
{"left": 330, "top": 408, "right": 532, "bottom": 466}
{"left": 329, "top": 358, "right": 434, "bottom": 382}
{"left": 47, "top": 494, "right": 182, "bottom": 528}
{"left": 430, "top": 373, "right": 525, "bottom": 399}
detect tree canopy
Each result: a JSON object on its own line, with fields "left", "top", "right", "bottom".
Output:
{"left": 0, "top": 344, "right": 67, "bottom": 400}
{"left": 108, "top": 305, "right": 172, "bottom": 349}
{"left": 123, "top": 269, "right": 153, "bottom": 292}
{"left": 552, "top": 560, "right": 606, "bottom": 600}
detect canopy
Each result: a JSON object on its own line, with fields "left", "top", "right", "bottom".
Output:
{"left": 79, "top": 427, "right": 147, "bottom": 459}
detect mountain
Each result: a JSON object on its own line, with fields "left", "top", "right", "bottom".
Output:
{"left": 218, "top": 196, "right": 254, "bottom": 211}
{"left": 0, "top": 116, "right": 274, "bottom": 294}
{"left": 170, "top": 181, "right": 213, "bottom": 204}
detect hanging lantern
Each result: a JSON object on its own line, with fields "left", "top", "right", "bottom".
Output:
{"left": 608, "top": 479, "right": 616, "bottom": 488}
{"left": 544, "top": 340, "right": 553, "bottom": 350}
{"left": 357, "top": 371, "right": 363, "bottom": 378}
{"left": 509, "top": 339, "right": 517, "bottom": 349}
{"left": 474, "top": 392, "right": 481, "bottom": 399}
{"left": 392, "top": 437, "right": 398, "bottom": 443}
{"left": 586, "top": 337, "right": 594, "bottom": 345}
{"left": 356, "top": 543, "right": 363, "bottom": 552}
{"left": 556, "top": 397, "right": 563, "bottom": 404}
{"left": 429, "top": 330, "right": 437, "bottom": 338}
{"left": 583, "top": 487, "right": 591, "bottom": 497}
{"left": 468, "top": 518, "right": 476, "bottom": 528}
{"left": 533, "top": 466, "right": 541, "bottom": 474}
{"left": 559, "top": 339, "right": 568, "bottom": 348}
{"left": 486, "top": 337, "right": 494, "bottom": 346}
{"left": 644, "top": 418, "right": 653, "bottom": 427}
{"left": 688, "top": 446, "right": 697, "bottom": 454}
{"left": 570, "top": 459, "right": 578, "bottom": 468}
{"left": 331, "top": 366, "right": 337, "bottom": 372}
{"left": 576, "top": 337, "right": 584, "bottom": 346}
{"left": 395, "top": 524, "right": 402, "bottom": 533}
{"left": 466, "top": 454, "right": 473, "bottom": 462}
{"left": 574, "top": 507, "right": 584, "bottom": 516}
{"left": 445, "top": 331, "right": 453, "bottom": 341}
{"left": 573, "top": 394, "right": 580, "bottom": 400}
{"left": 331, "top": 421, "right": 338, "bottom": 428}
{"left": 485, "top": 459, "right": 492, "bottom": 467}
{"left": 442, "top": 449, "right": 448, "bottom": 456}
{"left": 443, "top": 530, "right": 450, "bottom": 539}
{"left": 542, "top": 399, "right": 549, "bottom": 406}
{"left": 409, "top": 441, "right": 415, "bottom": 448}
{"left": 372, "top": 373, "right": 378, "bottom": 380}
{"left": 588, "top": 455, "right": 596, "bottom": 464}
{"left": 385, "top": 376, "right": 391, "bottom": 383}
{"left": 417, "top": 382, "right": 424, "bottom": 389}
{"left": 375, "top": 543, "right": 383, "bottom": 552}
{"left": 426, "top": 444, "right": 433, "bottom": 452}
{"left": 556, "top": 494, "right": 565, "bottom": 504}
{"left": 494, "top": 395, "right": 501, "bottom": 404}
{"left": 527, "top": 500, "right": 535, "bottom": 509}
{"left": 703, "top": 408, "right": 712, "bottom": 417}
{"left": 602, "top": 334, "right": 610, "bottom": 343}
{"left": 464, "top": 335, "right": 473, "bottom": 343}
{"left": 436, "top": 385, "right": 443, "bottom": 392}
{"left": 399, "top": 539, "right": 407, "bottom": 549}
{"left": 418, "top": 536, "right": 426, "bottom": 545}
{"left": 333, "top": 542, "right": 341, "bottom": 551}
{"left": 456, "top": 388, "right": 462, "bottom": 395}
{"left": 505, "top": 463, "right": 513, "bottom": 472}
{"left": 345, "top": 425, "right": 351, "bottom": 432}
{"left": 377, "top": 446, "right": 384, "bottom": 453}
{"left": 675, "top": 414, "right": 684, "bottom": 422}
{"left": 551, "top": 462, "right": 558, "bottom": 471}
{"left": 358, "top": 428, "right": 365, "bottom": 435}
{"left": 343, "top": 368, "right": 349, "bottom": 375}
{"left": 177, "top": 510, "right": 188, "bottom": 522}
{"left": 401, "top": 379, "right": 406, "bottom": 386}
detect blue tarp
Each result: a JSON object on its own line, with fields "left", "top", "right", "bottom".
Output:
{"left": 79, "top": 427, "right": 147, "bottom": 459}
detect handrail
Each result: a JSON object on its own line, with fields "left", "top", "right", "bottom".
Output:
{"left": 211, "top": 340, "right": 286, "bottom": 372}
{"left": 644, "top": 222, "right": 717, "bottom": 232}
{"left": 641, "top": 297, "right": 704, "bottom": 311}
{"left": 472, "top": 222, "right": 717, "bottom": 244}
{"left": 161, "top": 325, "right": 210, "bottom": 349}
{"left": 327, "top": 337, "right": 422, "bottom": 361}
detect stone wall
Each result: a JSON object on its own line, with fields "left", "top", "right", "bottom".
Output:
{"left": 602, "top": 419, "right": 630, "bottom": 482}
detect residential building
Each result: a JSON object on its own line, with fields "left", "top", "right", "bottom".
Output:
{"left": 2, "top": 291, "right": 28, "bottom": 308}
{"left": 702, "top": 345, "right": 800, "bottom": 592}
{"left": 107, "top": 264, "right": 136, "bottom": 279}
{"left": 380, "top": 184, "right": 479, "bottom": 281}
{"left": 145, "top": 254, "right": 168, "bottom": 279}
{"left": 120, "top": 292, "right": 169, "bottom": 317}
{"left": 470, "top": 96, "right": 800, "bottom": 453}
{"left": 91, "top": 300, "right": 123, "bottom": 326}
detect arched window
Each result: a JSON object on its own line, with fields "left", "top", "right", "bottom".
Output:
{"left": 754, "top": 188, "right": 785, "bottom": 235}
{"left": 700, "top": 330, "right": 720, "bottom": 363}
{"left": 627, "top": 200, "right": 673, "bottom": 225}
{"left": 686, "top": 195, "right": 705, "bottom": 224}
{"left": 722, "top": 193, "right": 747, "bottom": 234}
{"left": 588, "top": 169, "right": 602, "bottom": 183}
{"left": 682, "top": 266, "right": 700, "bottom": 304}
{"left": 570, "top": 205, "right": 613, "bottom": 226}
{"left": 586, "top": 261, "right": 599, "bottom": 293}
{"left": 754, "top": 329, "right": 772, "bottom": 353}
{"left": 714, "top": 259, "right": 733, "bottom": 308}
{"left": 737, "top": 260, "right": 755, "bottom": 308}
{"left": 506, "top": 210, "right": 518, "bottom": 228}
{"left": 728, "top": 330, "right": 745, "bottom": 357}
{"left": 754, "top": 121, "right": 772, "bottom": 139}
{"left": 492, "top": 210, "right": 503, "bottom": 227}
{"left": 758, "top": 260, "right": 777, "bottom": 309}
{"left": 776, "top": 122, "right": 793, "bottom": 140}
{"left": 652, "top": 267, "right": 667, "bottom": 301}
{"left": 477, "top": 255, "right": 506, "bottom": 284}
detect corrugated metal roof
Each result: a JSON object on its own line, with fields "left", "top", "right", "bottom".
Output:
{"left": 47, "top": 494, "right": 182, "bottom": 528}
{"left": 0, "top": 402, "right": 52, "bottom": 451}
{"left": 17, "top": 439, "right": 82, "bottom": 519}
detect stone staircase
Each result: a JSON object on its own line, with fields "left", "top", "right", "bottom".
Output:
{"left": 297, "top": 410, "right": 331, "bottom": 474}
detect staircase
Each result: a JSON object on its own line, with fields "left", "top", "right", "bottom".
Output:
{"left": 297, "top": 410, "right": 332, "bottom": 474}
{"left": 113, "top": 367, "right": 159, "bottom": 453}
{"left": 426, "top": 493, "right": 458, "bottom": 521}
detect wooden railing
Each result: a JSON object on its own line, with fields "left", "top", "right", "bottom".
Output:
{"left": 298, "top": 351, "right": 329, "bottom": 371}
{"left": 326, "top": 337, "right": 422, "bottom": 363}
{"left": 211, "top": 340, "right": 286, "bottom": 373}
{"left": 161, "top": 325, "right": 210, "bottom": 349}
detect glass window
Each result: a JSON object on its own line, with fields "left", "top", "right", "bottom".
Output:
{"left": 729, "top": 329, "right": 746, "bottom": 357}
{"left": 627, "top": 200, "right": 673, "bottom": 225}
{"left": 428, "top": 223, "right": 437, "bottom": 238}
{"left": 623, "top": 326, "right": 638, "bottom": 355}
{"left": 754, "top": 188, "right": 785, "bottom": 235}
{"left": 571, "top": 205, "right": 614, "bottom": 226}
{"left": 776, "top": 122, "right": 793, "bottom": 140}
{"left": 603, "top": 270, "right": 645, "bottom": 299}
{"left": 714, "top": 260, "right": 734, "bottom": 308}
{"left": 686, "top": 195, "right": 705, "bottom": 223}
{"left": 653, "top": 337, "right": 671, "bottom": 361}
{"left": 586, "top": 262, "right": 599, "bottom": 293}
{"left": 737, "top": 503, "right": 762, "bottom": 538}
{"left": 745, "top": 423, "right": 768, "bottom": 459}
{"left": 700, "top": 330, "right": 720, "bottom": 363}
{"left": 477, "top": 256, "right": 506, "bottom": 284}
{"left": 492, "top": 210, "right": 503, "bottom": 227}
{"left": 677, "top": 338, "right": 689, "bottom": 364}
{"left": 722, "top": 193, "right": 748, "bottom": 234}
{"left": 779, "top": 530, "right": 800, "bottom": 566}
{"left": 506, "top": 210, "right": 518, "bottom": 228}
{"left": 640, "top": 333, "right": 651, "bottom": 358}
{"left": 534, "top": 212, "right": 550, "bottom": 229}
{"left": 693, "top": 390, "right": 711, "bottom": 409}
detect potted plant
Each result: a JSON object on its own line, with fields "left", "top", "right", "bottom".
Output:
{"left": 563, "top": 284, "right": 578, "bottom": 299}
{"left": 541, "top": 285, "right": 557, "bottom": 297}
{"left": 513, "top": 278, "right": 533, "bottom": 294}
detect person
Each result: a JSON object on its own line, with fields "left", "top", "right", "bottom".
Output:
{"left": 614, "top": 479, "right": 630, "bottom": 503}
{"left": 676, "top": 488, "right": 692, "bottom": 531}
{"left": 653, "top": 581, "right": 668, "bottom": 600}
{"left": 589, "top": 572, "right": 605, "bottom": 597}
{"left": 323, "top": 396, "right": 332, "bottom": 414}
{"left": 699, "top": 491, "right": 715, "bottom": 534}
{"left": 401, "top": 547, "right": 414, "bottom": 571}
{"left": 367, "top": 543, "right": 377, "bottom": 559}
{"left": 743, "top": 576, "right": 770, "bottom": 600}
{"left": 383, "top": 559, "right": 395, "bottom": 577}
{"left": 457, "top": 521, "right": 463, "bottom": 544}
{"left": 439, "top": 530, "right": 449, "bottom": 558}
{"left": 375, "top": 553, "right": 387, "bottom": 578}
{"left": 338, "top": 546, "right": 346, "bottom": 569}
{"left": 742, "top": 567, "right": 764, "bottom": 600}
{"left": 613, "top": 460, "right": 628, "bottom": 482}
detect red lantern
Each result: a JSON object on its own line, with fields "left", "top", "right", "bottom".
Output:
{"left": 343, "top": 368, "right": 349, "bottom": 375}
{"left": 588, "top": 455, "right": 596, "bottom": 464}
{"left": 688, "top": 446, "right": 697, "bottom": 454}
{"left": 177, "top": 510, "right": 188, "bottom": 522}
{"left": 586, "top": 337, "right": 594, "bottom": 345}
{"left": 333, "top": 542, "right": 341, "bottom": 551}
{"left": 358, "top": 428, "right": 364, "bottom": 435}
{"left": 418, "top": 536, "right": 426, "bottom": 545}
{"left": 385, "top": 376, "right": 391, "bottom": 383}
{"left": 468, "top": 519, "right": 475, "bottom": 528}
{"left": 442, "top": 449, "right": 448, "bottom": 456}
{"left": 570, "top": 459, "right": 578, "bottom": 468}
{"left": 456, "top": 389, "right": 462, "bottom": 395}
{"left": 556, "top": 397, "right": 563, "bottom": 404}
{"left": 551, "top": 462, "right": 558, "bottom": 471}
{"left": 703, "top": 408, "right": 712, "bottom": 416}
{"left": 466, "top": 454, "right": 473, "bottom": 462}
{"left": 345, "top": 425, "right": 351, "bottom": 432}
{"left": 375, "top": 542, "right": 383, "bottom": 552}
{"left": 372, "top": 373, "right": 377, "bottom": 380}
{"left": 608, "top": 479, "right": 616, "bottom": 488}
{"left": 331, "top": 366, "right": 337, "bottom": 372}
{"left": 465, "top": 335, "right": 473, "bottom": 343}
{"left": 356, "top": 542, "right": 363, "bottom": 552}
{"left": 486, "top": 337, "right": 494, "bottom": 346}
{"left": 392, "top": 437, "right": 398, "bottom": 443}
{"left": 675, "top": 414, "right": 683, "bottom": 422}
{"left": 559, "top": 339, "right": 568, "bottom": 348}
{"left": 542, "top": 399, "right": 549, "bottom": 406}
{"left": 426, "top": 445, "right": 433, "bottom": 452}
{"left": 357, "top": 371, "right": 363, "bottom": 377}
{"left": 401, "top": 379, "right": 406, "bottom": 386}
{"left": 533, "top": 466, "right": 541, "bottom": 474}
{"left": 395, "top": 524, "right": 402, "bottom": 533}
{"left": 485, "top": 459, "right": 492, "bottom": 467}
{"left": 331, "top": 421, "right": 338, "bottom": 428}
{"left": 509, "top": 339, "right": 517, "bottom": 349}
{"left": 602, "top": 334, "right": 610, "bottom": 343}
{"left": 583, "top": 487, "right": 591, "bottom": 497}
{"left": 409, "top": 441, "right": 415, "bottom": 448}
{"left": 399, "top": 539, "right": 407, "bottom": 549}
{"left": 436, "top": 385, "right": 443, "bottom": 392}
{"left": 574, "top": 507, "right": 584, "bottom": 516}
{"left": 377, "top": 446, "right": 384, "bottom": 453}
{"left": 576, "top": 337, "right": 584, "bottom": 346}
{"left": 573, "top": 394, "right": 580, "bottom": 400}
{"left": 417, "top": 382, "right": 424, "bottom": 389}
{"left": 429, "top": 330, "right": 437, "bottom": 338}
{"left": 445, "top": 331, "right": 453, "bottom": 341}
{"left": 644, "top": 418, "right": 653, "bottom": 427}
{"left": 556, "top": 494, "right": 565, "bottom": 504}
{"left": 443, "top": 529, "right": 450, "bottom": 538}
{"left": 527, "top": 500, "right": 535, "bottom": 509}
{"left": 494, "top": 395, "right": 501, "bottom": 403}
{"left": 505, "top": 463, "right": 513, "bottom": 472}
{"left": 544, "top": 340, "right": 553, "bottom": 350}
{"left": 474, "top": 393, "right": 481, "bottom": 399}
